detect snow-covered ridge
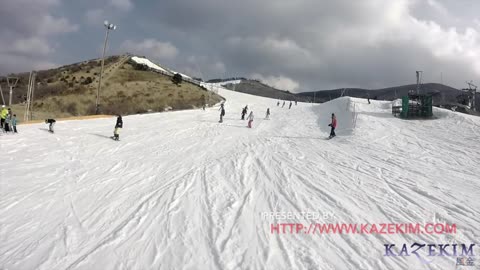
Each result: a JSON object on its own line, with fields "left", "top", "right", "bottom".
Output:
{"left": 130, "top": 56, "right": 169, "bottom": 73}
{"left": 209, "top": 79, "right": 243, "bottom": 87}
{"left": 131, "top": 56, "right": 193, "bottom": 80}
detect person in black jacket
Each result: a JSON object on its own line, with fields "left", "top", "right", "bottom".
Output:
{"left": 113, "top": 115, "right": 123, "bottom": 140}
{"left": 45, "top": 119, "right": 56, "bottom": 133}
{"left": 219, "top": 104, "right": 225, "bottom": 123}
{"left": 241, "top": 106, "right": 247, "bottom": 120}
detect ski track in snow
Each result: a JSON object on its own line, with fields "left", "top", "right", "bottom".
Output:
{"left": 1, "top": 88, "right": 479, "bottom": 270}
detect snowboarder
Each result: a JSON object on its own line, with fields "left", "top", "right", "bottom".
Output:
{"left": 282, "top": 101, "right": 285, "bottom": 108}
{"left": 289, "top": 101, "right": 292, "bottom": 109}
{"left": 247, "top": 111, "right": 254, "bottom": 128}
{"left": 265, "top": 108, "right": 270, "bottom": 120}
{"left": 219, "top": 103, "right": 225, "bottom": 123}
{"left": 11, "top": 114, "right": 17, "bottom": 133}
{"left": 241, "top": 106, "right": 247, "bottom": 120}
{"left": 202, "top": 104, "right": 206, "bottom": 111}
{"left": 328, "top": 113, "right": 337, "bottom": 138}
{"left": 277, "top": 101, "right": 280, "bottom": 106}
{"left": 295, "top": 100, "right": 297, "bottom": 105}
{"left": 45, "top": 119, "right": 56, "bottom": 133}
{"left": 113, "top": 115, "right": 122, "bottom": 141}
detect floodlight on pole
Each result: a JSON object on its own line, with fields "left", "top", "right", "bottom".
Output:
{"left": 95, "top": 20, "right": 117, "bottom": 114}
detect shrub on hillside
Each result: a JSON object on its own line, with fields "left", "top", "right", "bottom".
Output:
{"left": 172, "top": 73, "right": 182, "bottom": 85}
{"left": 82, "top": 77, "right": 93, "bottom": 85}
{"left": 35, "top": 84, "right": 64, "bottom": 99}
{"left": 63, "top": 102, "right": 78, "bottom": 115}
{"left": 137, "top": 64, "right": 149, "bottom": 71}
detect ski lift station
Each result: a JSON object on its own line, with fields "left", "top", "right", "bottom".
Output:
{"left": 392, "top": 71, "right": 434, "bottom": 119}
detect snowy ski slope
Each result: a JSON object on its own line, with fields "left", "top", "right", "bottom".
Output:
{"left": 1, "top": 87, "right": 479, "bottom": 270}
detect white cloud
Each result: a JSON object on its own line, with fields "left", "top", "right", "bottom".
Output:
{"left": 85, "top": 9, "right": 105, "bottom": 25}
{"left": 121, "top": 39, "right": 179, "bottom": 60}
{"left": 0, "top": 0, "right": 78, "bottom": 74}
{"left": 38, "top": 15, "right": 79, "bottom": 35}
{"left": 251, "top": 73, "right": 300, "bottom": 92}
{"left": 109, "top": 0, "right": 133, "bottom": 11}
{"left": 10, "top": 38, "right": 54, "bottom": 56}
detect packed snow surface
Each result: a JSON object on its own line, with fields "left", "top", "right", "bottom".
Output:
{"left": 1, "top": 88, "right": 479, "bottom": 270}
{"left": 130, "top": 56, "right": 169, "bottom": 73}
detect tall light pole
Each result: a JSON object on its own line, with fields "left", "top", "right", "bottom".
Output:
{"left": 95, "top": 20, "right": 117, "bottom": 114}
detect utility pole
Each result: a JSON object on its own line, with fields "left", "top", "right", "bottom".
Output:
{"left": 95, "top": 20, "right": 117, "bottom": 114}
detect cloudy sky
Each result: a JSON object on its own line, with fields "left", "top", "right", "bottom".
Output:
{"left": 1, "top": 0, "right": 480, "bottom": 92}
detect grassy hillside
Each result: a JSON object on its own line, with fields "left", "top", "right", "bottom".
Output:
{"left": 5, "top": 55, "right": 222, "bottom": 122}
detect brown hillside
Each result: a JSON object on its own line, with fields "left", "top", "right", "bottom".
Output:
{"left": 5, "top": 55, "right": 222, "bottom": 122}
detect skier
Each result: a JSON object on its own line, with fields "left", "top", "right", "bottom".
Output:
{"left": 247, "top": 111, "right": 254, "bottom": 128}
{"left": 202, "top": 104, "right": 206, "bottom": 111}
{"left": 113, "top": 115, "right": 122, "bottom": 141}
{"left": 277, "top": 101, "right": 280, "bottom": 106}
{"left": 4, "top": 113, "right": 11, "bottom": 132}
{"left": 241, "top": 106, "right": 247, "bottom": 120}
{"left": 11, "top": 114, "right": 17, "bottom": 133}
{"left": 0, "top": 105, "right": 7, "bottom": 130}
{"left": 45, "top": 119, "right": 56, "bottom": 133}
{"left": 265, "top": 108, "right": 270, "bottom": 120}
{"left": 282, "top": 101, "right": 285, "bottom": 108}
{"left": 289, "top": 101, "right": 292, "bottom": 109}
{"left": 295, "top": 100, "right": 297, "bottom": 105}
{"left": 219, "top": 103, "right": 225, "bottom": 123}
{"left": 245, "top": 105, "right": 248, "bottom": 113}
{"left": 4, "top": 108, "right": 12, "bottom": 132}
{"left": 328, "top": 113, "right": 337, "bottom": 138}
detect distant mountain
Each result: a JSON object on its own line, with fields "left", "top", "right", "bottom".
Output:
{"left": 298, "top": 83, "right": 479, "bottom": 112}
{"left": 207, "top": 78, "right": 310, "bottom": 102}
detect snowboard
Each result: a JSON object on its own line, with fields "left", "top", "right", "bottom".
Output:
{"left": 110, "top": 136, "right": 120, "bottom": 141}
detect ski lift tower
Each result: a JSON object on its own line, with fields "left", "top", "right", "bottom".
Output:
{"left": 392, "top": 71, "right": 433, "bottom": 118}
{"left": 416, "top": 71, "right": 423, "bottom": 94}
{"left": 462, "top": 81, "right": 478, "bottom": 112}
{"left": 7, "top": 77, "right": 19, "bottom": 106}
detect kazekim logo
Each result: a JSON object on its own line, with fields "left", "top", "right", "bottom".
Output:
{"left": 384, "top": 243, "right": 476, "bottom": 264}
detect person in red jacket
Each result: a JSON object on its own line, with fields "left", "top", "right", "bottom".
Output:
{"left": 328, "top": 113, "right": 337, "bottom": 138}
